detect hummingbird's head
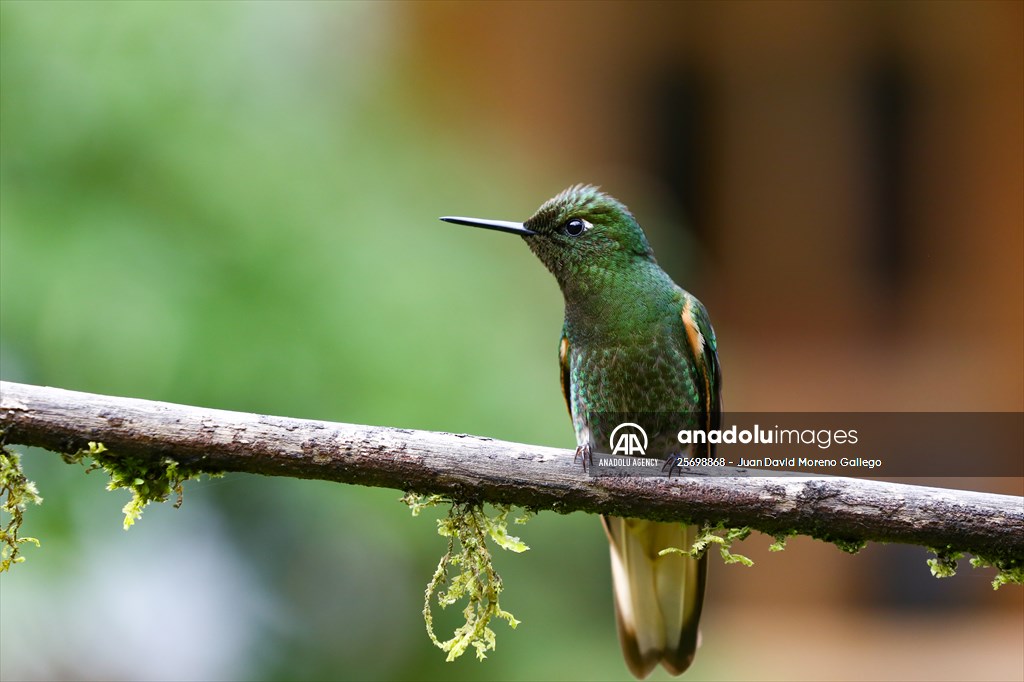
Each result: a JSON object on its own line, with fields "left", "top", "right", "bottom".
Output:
{"left": 441, "top": 184, "right": 655, "bottom": 292}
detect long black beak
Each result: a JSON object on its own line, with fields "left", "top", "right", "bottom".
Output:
{"left": 440, "top": 216, "right": 536, "bottom": 236}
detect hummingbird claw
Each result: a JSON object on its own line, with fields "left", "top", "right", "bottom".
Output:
{"left": 574, "top": 443, "right": 593, "bottom": 472}
{"left": 662, "top": 454, "right": 683, "bottom": 478}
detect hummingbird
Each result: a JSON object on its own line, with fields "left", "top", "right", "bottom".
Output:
{"left": 441, "top": 184, "right": 721, "bottom": 678}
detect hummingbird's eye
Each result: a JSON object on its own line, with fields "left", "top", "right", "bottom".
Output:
{"left": 563, "top": 218, "right": 590, "bottom": 237}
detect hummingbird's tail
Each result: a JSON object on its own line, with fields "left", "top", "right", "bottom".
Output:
{"left": 602, "top": 516, "right": 707, "bottom": 679}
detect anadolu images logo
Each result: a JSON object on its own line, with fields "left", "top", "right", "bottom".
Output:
{"left": 609, "top": 422, "right": 648, "bottom": 456}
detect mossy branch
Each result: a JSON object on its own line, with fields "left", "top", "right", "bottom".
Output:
{"left": 2, "top": 381, "right": 1022, "bottom": 578}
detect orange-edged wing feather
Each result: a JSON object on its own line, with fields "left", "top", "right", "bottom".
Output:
{"left": 558, "top": 330, "right": 572, "bottom": 417}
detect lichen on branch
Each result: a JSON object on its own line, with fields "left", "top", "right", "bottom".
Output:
{"left": 0, "top": 442, "right": 42, "bottom": 571}
{"left": 659, "top": 522, "right": 755, "bottom": 566}
{"left": 62, "top": 441, "right": 220, "bottom": 530}
{"left": 929, "top": 545, "right": 1024, "bottom": 589}
{"left": 402, "top": 493, "right": 531, "bottom": 662}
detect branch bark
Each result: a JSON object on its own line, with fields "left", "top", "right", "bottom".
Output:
{"left": 1, "top": 381, "right": 1021, "bottom": 560}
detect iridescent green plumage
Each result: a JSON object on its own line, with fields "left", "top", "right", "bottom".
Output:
{"left": 442, "top": 184, "right": 722, "bottom": 678}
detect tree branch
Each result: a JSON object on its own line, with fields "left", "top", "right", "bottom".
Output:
{"left": 1, "top": 381, "right": 1021, "bottom": 561}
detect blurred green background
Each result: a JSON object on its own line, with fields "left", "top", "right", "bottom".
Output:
{"left": 1, "top": 2, "right": 1021, "bottom": 681}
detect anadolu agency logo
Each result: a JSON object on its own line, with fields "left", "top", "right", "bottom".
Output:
{"left": 609, "top": 422, "right": 648, "bottom": 456}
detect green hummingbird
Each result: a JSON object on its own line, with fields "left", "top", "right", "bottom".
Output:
{"left": 442, "top": 184, "right": 721, "bottom": 678}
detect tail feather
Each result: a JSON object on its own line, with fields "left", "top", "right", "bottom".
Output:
{"left": 603, "top": 516, "right": 707, "bottom": 679}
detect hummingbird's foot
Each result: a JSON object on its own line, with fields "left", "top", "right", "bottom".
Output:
{"left": 661, "top": 454, "right": 683, "bottom": 478}
{"left": 574, "top": 443, "right": 593, "bottom": 472}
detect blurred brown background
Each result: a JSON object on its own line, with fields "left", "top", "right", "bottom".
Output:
{"left": 2, "top": 2, "right": 1021, "bottom": 681}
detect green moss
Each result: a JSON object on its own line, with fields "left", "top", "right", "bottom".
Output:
{"left": 969, "top": 555, "right": 1023, "bottom": 590}
{"left": 831, "top": 537, "right": 867, "bottom": 555}
{"left": 926, "top": 546, "right": 964, "bottom": 578}
{"left": 660, "top": 522, "right": 754, "bottom": 567}
{"left": 0, "top": 443, "right": 42, "bottom": 571}
{"left": 918, "top": 546, "right": 1023, "bottom": 586}
{"left": 63, "top": 441, "right": 221, "bottom": 530}
{"left": 401, "top": 493, "right": 529, "bottom": 662}
{"left": 768, "top": 530, "right": 797, "bottom": 552}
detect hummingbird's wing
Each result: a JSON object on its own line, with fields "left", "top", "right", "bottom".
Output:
{"left": 558, "top": 328, "right": 572, "bottom": 417}
{"left": 603, "top": 289, "right": 720, "bottom": 679}
{"left": 678, "top": 290, "right": 722, "bottom": 438}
